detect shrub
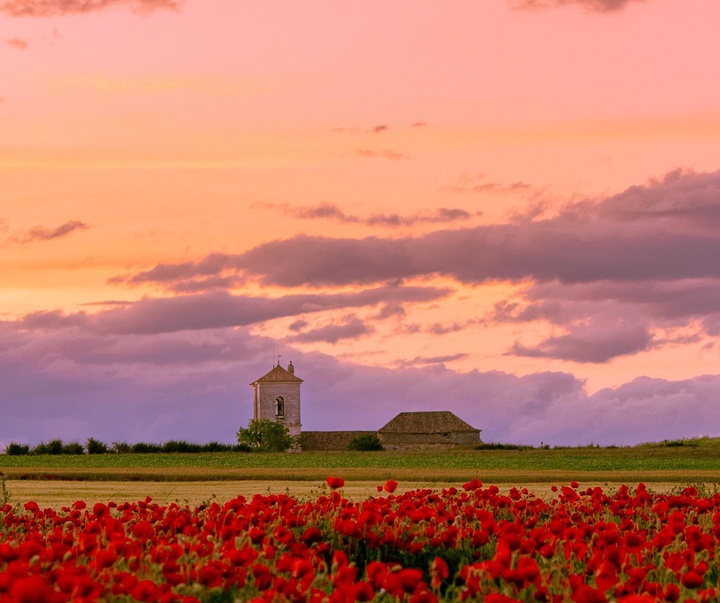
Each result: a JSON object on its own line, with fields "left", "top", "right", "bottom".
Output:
{"left": 237, "top": 419, "right": 294, "bottom": 452}
{"left": 348, "top": 433, "right": 384, "bottom": 451}
{"left": 233, "top": 443, "right": 253, "bottom": 453}
{"left": 203, "top": 442, "right": 234, "bottom": 452}
{"left": 86, "top": 438, "right": 109, "bottom": 454}
{"left": 111, "top": 441, "right": 131, "bottom": 454}
{"left": 63, "top": 442, "right": 85, "bottom": 455}
{"left": 162, "top": 440, "right": 202, "bottom": 453}
{"left": 32, "top": 440, "right": 65, "bottom": 455}
{"left": 475, "top": 442, "right": 527, "bottom": 451}
{"left": 131, "top": 442, "right": 162, "bottom": 453}
{"left": 4, "top": 442, "right": 30, "bottom": 456}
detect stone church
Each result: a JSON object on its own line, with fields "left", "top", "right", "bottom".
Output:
{"left": 250, "top": 362, "right": 481, "bottom": 450}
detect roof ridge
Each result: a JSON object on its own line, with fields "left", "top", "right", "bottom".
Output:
{"left": 251, "top": 364, "right": 303, "bottom": 384}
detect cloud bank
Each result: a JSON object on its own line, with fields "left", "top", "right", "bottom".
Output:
{"left": 2, "top": 317, "right": 719, "bottom": 449}
{"left": 119, "top": 169, "right": 720, "bottom": 363}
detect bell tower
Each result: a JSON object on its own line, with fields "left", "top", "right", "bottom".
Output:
{"left": 250, "top": 361, "right": 302, "bottom": 437}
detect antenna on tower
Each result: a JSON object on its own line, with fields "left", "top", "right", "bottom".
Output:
{"left": 277, "top": 352, "right": 282, "bottom": 367}
{"left": 272, "top": 345, "right": 275, "bottom": 368}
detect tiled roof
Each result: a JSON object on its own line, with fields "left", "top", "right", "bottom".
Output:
{"left": 378, "top": 411, "right": 479, "bottom": 434}
{"left": 250, "top": 364, "right": 303, "bottom": 385}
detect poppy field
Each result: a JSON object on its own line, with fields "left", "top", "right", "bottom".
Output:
{"left": 3, "top": 479, "right": 720, "bottom": 602}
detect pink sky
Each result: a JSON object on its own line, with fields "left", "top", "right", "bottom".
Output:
{"left": 2, "top": 0, "right": 720, "bottom": 447}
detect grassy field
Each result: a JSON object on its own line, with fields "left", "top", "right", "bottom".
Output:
{"left": 2, "top": 439, "right": 719, "bottom": 483}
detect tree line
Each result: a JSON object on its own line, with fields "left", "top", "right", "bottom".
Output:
{"left": 3, "top": 438, "right": 252, "bottom": 456}
{"left": 4, "top": 420, "right": 387, "bottom": 455}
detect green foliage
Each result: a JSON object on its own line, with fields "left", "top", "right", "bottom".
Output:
{"left": 131, "top": 442, "right": 163, "bottom": 454}
{"left": 62, "top": 442, "right": 85, "bottom": 455}
{"left": 162, "top": 440, "right": 202, "bottom": 453}
{"left": 237, "top": 419, "right": 295, "bottom": 452}
{"left": 86, "top": 438, "right": 109, "bottom": 455}
{"left": 475, "top": 442, "right": 529, "bottom": 451}
{"left": 32, "top": 439, "right": 64, "bottom": 455}
{"left": 347, "top": 433, "right": 384, "bottom": 451}
{"left": 201, "top": 441, "right": 231, "bottom": 453}
{"left": 4, "top": 442, "right": 30, "bottom": 456}
{"left": 31, "top": 439, "right": 85, "bottom": 455}
{"left": 662, "top": 439, "right": 700, "bottom": 448}
{"left": 111, "top": 441, "right": 131, "bottom": 453}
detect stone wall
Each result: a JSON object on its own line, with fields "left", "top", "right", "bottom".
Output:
{"left": 379, "top": 431, "right": 480, "bottom": 450}
{"left": 299, "top": 431, "right": 375, "bottom": 451}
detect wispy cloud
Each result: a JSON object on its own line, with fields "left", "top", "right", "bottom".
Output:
{"left": 1, "top": 0, "right": 181, "bottom": 17}
{"left": 355, "top": 148, "right": 409, "bottom": 160}
{"left": 509, "top": 0, "right": 646, "bottom": 13}
{"left": 410, "top": 353, "right": 469, "bottom": 365}
{"left": 4, "top": 36, "right": 27, "bottom": 49}
{"left": 509, "top": 0, "right": 645, "bottom": 13}
{"left": 254, "top": 201, "right": 474, "bottom": 228}
{"left": 7, "top": 220, "right": 89, "bottom": 244}
{"left": 443, "top": 173, "right": 532, "bottom": 195}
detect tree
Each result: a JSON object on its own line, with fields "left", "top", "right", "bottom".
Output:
{"left": 86, "top": 438, "right": 109, "bottom": 454}
{"left": 237, "top": 419, "right": 294, "bottom": 452}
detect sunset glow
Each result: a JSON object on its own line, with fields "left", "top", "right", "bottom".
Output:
{"left": 2, "top": 0, "right": 720, "bottom": 447}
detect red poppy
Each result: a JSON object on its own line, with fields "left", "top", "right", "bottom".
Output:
{"left": 384, "top": 480, "right": 398, "bottom": 493}
{"left": 326, "top": 476, "right": 345, "bottom": 490}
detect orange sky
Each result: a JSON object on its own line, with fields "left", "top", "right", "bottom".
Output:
{"left": 2, "top": 0, "right": 720, "bottom": 446}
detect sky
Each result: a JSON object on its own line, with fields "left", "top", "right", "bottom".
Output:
{"left": 2, "top": 0, "right": 720, "bottom": 448}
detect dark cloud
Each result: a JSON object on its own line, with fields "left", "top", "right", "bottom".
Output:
{"left": 488, "top": 278, "right": 720, "bottom": 361}
{"left": 230, "top": 169, "right": 720, "bottom": 287}
{"left": 411, "top": 121, "right": 428, "bottom": 128}
{"left": 291, "top": 317, "right": 373, "bottom": 344}
{"left": 375, "top": 303, "right": 406, "bottom": 320}
{"left": 509, "top": 0, "right": 646, "bottom": 13}
{"left": 124, "top": 169, "right": 720, "bottom": 291}
{"left": 371, "top": 124, "right": 389, "bottom": 134}
{"left": 121, "top": 252, "right": 234, "bottom": 285}
{"left": 4, "top": 36, "right": 27, "bottom": 48}
{"left": 509, "top": 324, "right": 654, "bottom": 363}
{"left": 17, "top": 285, "right": 451, "bottom": 335}
{"left": 355, "top": 148, "right": 408, "bottom": 160}
{"left": 497, "top": 279, "right": 720, "bottom": 324}
{"left": 288, "top": 319, "right": 308, "bottom": 332}
{"left": 427, "top": 322, "right": 467, "bottom": 335}
{"left": 1, "top": 0, "right": 181, "bottom": 17}
{"left": 14, "top": 220, "right": 89, "bottom": 243}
